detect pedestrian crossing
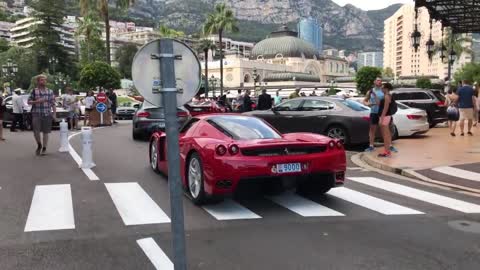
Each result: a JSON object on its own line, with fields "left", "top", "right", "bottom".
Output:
{"left": 431, "top": 166, "right": 480, "bottom": 182}
{"left": 21, "top": 177, "right": 480, "bottom": 233}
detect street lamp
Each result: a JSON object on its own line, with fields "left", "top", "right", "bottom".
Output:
{"left": 253, "top": 67, "right": 260, "bottom": 96}
{"left": 49, "top": 56, "right": 58, "bottom": 74}
{"left": 411, "top": 8, "right": 421, "bottom": 52}
{"left": 426, "top": 19, "right": 435, "bottom": 61}
{"left": 209, "top": 75, "right": 217, "bottom": 98}
{"left": 2, "top": 58, "right": 18, "bottom": 95}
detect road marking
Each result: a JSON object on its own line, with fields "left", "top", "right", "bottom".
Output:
{"left": 68, "top": 132, "right": 99, "bottom": 181}
{"left": 105, "top": 183, "right": 170, "bottom": 225}
{"left": 432, "top": 166, "right": 480, "bottom": 182}
{"left": 349, "top": 177, "right": 480, "bottom": 213}
{"left": 137, "top": 238, "right": 173, "bottom": 270}
{"left": 24, "top": 184, "right": 75, "bottom": 232}
{"left": 328, "top": 187, "right": 424, "bottom": 215}
{"left": 268, "top": 192, "right": 344, "bottom": 217}
{"left": 202, "top": 199, "right": 261, "bottom": 220}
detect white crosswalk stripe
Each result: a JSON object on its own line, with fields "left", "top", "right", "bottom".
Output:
{"left": 432, "top": 166, "right": 480, "bottom": 182}
{"left": 137, "top": 238, "right": 173, "bottom": 270}
{"left": 268, "top": 192, "right": 344, "bottom": 217}
{"left": 202, "top": 199, "right": 261, "bottom": 220}
{"left": 105, "top": 182, "right": 171, "bottom": 225}
{"left": 25, "top": 184, "right": 75, "bottom": 232}
{"left": 328, "top": 187, "right": 424, "bottom": 215}
{"left": 349, "top": 177, "right": 480, "bottom": 213}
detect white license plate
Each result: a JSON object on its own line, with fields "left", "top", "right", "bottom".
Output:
{"left": 276, "top": 163, "right": 302, "bottom": 173}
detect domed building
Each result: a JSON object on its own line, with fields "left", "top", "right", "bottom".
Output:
{"left": 203, "top": 25, "right": 349, "bottom": 96}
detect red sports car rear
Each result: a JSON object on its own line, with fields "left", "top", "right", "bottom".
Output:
{"left": 150, "top": 114, "right": 346, "bottom": 205}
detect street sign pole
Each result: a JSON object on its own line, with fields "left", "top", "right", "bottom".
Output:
{"left": 157, "top": 39, "right": 187, "bottom": 270}
{"left": 100, "top": 112, "right": 104, "bottom": 125}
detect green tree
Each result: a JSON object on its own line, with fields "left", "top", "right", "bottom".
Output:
{"left": 115, "top": 43, "right": 138, "bottom": 79}
{"left": 79, "top": 0, "right": 136, "bottom": 65}
{"left": 197, "top": 39, "right": 216, "bottom": 97}
{"left": 356, "top": 67, "right": 382, "bottom": 94}
{"left": 76, "top": 12, "right": 105, "bottom": 64}
{"left": 0, "top": 47, "right": 38, "bottom": 89}
{"left": 453, "top": 63, "right": 480, "bottom": 83}
{"left": 416, "top": 77, "right": 433, "bottom": 89}
{"left": 203, "top": 3, "right": 239, "bottom": 96}
{"left": 436, "top": 30, "right": 474, "bottom": 63}
{"left": 79, "top": 61, "right": 121, "bottom": 90}
{"left": 158, "top": 25, "right": 185, "bottom": 38}
{"left": 383, "top": 67, "right": 394, "bottom": 78}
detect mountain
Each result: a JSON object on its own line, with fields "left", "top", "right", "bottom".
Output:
{"left": 124, "top": 0, "right": 402, "bottom": 52}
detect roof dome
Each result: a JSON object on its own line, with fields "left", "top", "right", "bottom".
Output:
{"left": 251, "top": 25, "right": 320, "bottom": 60}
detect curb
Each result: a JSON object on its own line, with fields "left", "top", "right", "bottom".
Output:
{"left": 359, "top": 153, "right": 480, "bottom": 195}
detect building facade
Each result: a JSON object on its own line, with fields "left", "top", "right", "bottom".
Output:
{"left": 384, "top": 4, "right": 472, "bottom": 80}
{"left": 207, "top": 35, "right": 254, "bottom": 58}
{"left": 358, "top": 51, "right": 384, "bottom": 69}
{"left": 297, "top": 17, "right": 323, "bottom": 53}
{"left": 10, "top": 17, "right": 76, "bottom": 54}
{"left": 0, "top": 21, "right": 15, "bottom": 40}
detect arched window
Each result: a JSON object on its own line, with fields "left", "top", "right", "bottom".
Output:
{"left": 275, "top": 53, "right": 284, "bottom": 59}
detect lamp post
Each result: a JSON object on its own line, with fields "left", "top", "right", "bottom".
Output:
{"left": 2, "top": 58, "right": 18, "bottom": 95}
{"left": 209, "top": 75, "right": 217, "bottom": 98}
{"left": 411, "top": 8, "right": 422, "bottom": 52}
{"left": 253, "top": 67, "right": 260, "bottom": 96}
{"left": 447, "top": 48, "right": 457, "bottom": 81}
{"left": 49, "top": 56, "right": 58, "bottom": 74}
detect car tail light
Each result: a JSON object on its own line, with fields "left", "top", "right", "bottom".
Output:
{"left": 336, "top": 141, "right": 343, "bottom": 149}
{"left": 436, "top": 101, "right": 445, "bottom": 107}
{"left": 216, "top": 145, "right": 227, "bottom": 156}
{"left": 407, "top": 114, "right": 423, "bottom": 120}
{"left": 228, "top": 144, "right": 239, "bottom": 155}
{"left": 177, "top": 111, "right": 189, "bottom": 117}
{"left": 328, "top": 141, "right": 336, "bottom": 149}
{"left": 362, "top": 116, "right": 370, "bottom": 121}
{"left": 136, "top": 111, "right": 150, "bottom": 118}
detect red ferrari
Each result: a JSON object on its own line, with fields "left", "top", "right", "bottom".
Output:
{"left": 184, "top": 100, "right": 228, "bottom": 116}
{"left": 149, "top": 114, "right": 346, "bottom": 205}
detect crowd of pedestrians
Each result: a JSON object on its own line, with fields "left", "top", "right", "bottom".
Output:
{"left": 445, "top": 79, "right": 479, "bottom": 136}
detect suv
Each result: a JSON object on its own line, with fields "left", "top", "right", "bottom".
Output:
{"left": 391, "top": 88, "right": 447, "bottom": 127}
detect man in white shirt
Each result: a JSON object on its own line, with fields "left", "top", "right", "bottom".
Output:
{"left": 63, "top": 87, "right": 78, "bottom": 130}
{"left": 11, "top": 89, "right": 24, "bottom": 132}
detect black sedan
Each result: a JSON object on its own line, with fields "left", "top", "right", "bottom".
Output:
{"left": 244, "top": 97, "right": 393, "bottom": 146}
{"left": 132, "top": 102, "right": 190, "bottom": 140}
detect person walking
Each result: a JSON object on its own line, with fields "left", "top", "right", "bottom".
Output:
{"left": 242, "top": 90, "right": 253, "bottom": 112}
{"left": 457, "top": 79, "right": 475, "bottom": 136}
{"left": 63, "top": 87, "right": 78, "bottom": 131}
{"left": 473, "top": 87, "right": 479, "bottom": 126}
{"left": 28, "top": 75, "right": 56, "bottom": 155}
{"left": 83, "top": 90, "right": 95, "bottom": 126}
{"left": 0, "top": 95, "right": 5, "bottom": 141}
{"left": 11, "top": 89, "right": 25, "bottom": 132}
{"left": 445, "top": 87, "right": 460, "bottom": 136}
{"left": 257, "top": 88, "right": 272, "bottom": 110}
{"left": 109, "top": 89, "right": 118, "bottom": 124}
{"left": 377, "top": 83, "right": 397, "bottom": 157}
{"left": 363, "top": 77, "right": 384, "bottom": 152}
{"left": 289, "top": 88, "right": 301, "bottom": 99}
{"left": 274, "top": 91, "right": 282, "bottom": 106}
{"left": 235, "top": 90, "right": 244, "bottom": 112}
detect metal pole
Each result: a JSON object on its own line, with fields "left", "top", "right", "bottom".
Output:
{"left": 447, "top": 34, "right": 454, "bottom": 80}
{"left": 158, "top": 39, "right": 187, "bottom": 270}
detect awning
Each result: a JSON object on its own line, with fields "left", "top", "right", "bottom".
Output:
{"left": 415, "top": 0, "right": 480, "bottom": 33}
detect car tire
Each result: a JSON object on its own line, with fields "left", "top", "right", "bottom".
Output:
{"left": 187, "top": 152, "right": 207, "bottom": 205}
{"left": 427, "top": 114, "right": 436, "bottom": 128}
{"left": 150, "top": 139, "right": 160, "bottom": 173}
{"left": 297, "top": 180, "right": 332, "bottom": 195}
{"left": 326, "top": 125, "right": 350, "bottom": 146}
{"left": 132, "top": 129, "right": 143, "bottom": 141}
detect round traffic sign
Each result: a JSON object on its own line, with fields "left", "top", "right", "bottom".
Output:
{"left": 97, "top": 93, "right": 107, "bottom": 103}
{"left": 132, "top": 38, "right": 201, "bottom": 107}
{"left": 96, "top": 102, "right": 107, "bottom": 113}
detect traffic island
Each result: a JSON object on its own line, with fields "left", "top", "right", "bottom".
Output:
{"left": 358, "top": 126, "right": 480, "bottom": 194}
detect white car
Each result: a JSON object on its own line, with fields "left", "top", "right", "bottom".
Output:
{"left": 393, "top": 102, "right": 430, "bottom": 138}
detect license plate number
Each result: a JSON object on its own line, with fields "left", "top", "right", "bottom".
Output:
{"left": 276, "top": 163, "right": 302, "bottom": 173}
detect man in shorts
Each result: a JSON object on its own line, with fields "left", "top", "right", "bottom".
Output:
{"left": 457, "top": 79, "right": 476, "bottom": 136}
{"left": 28, "top": 75, "right": 56, "bottom": 155}
{"left": 363, "top": 77, "right": 384, "bottom": 152}
{"left": 63, "top": 87, "right": 78, "bottom": 131}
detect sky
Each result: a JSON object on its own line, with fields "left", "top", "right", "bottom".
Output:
{"left": 331, "top": 0, "right": 412, "bottom": 10}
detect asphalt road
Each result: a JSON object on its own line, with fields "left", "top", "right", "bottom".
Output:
{"left": 1, "top": 122, "right": 480, "bottom": 270}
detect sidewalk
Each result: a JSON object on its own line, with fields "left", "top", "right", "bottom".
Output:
{"left": 360, "top": 125, "right": 480, "bottom": 193}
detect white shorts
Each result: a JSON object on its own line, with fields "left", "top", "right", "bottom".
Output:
{"left": 459, "top": 108, "right": 474, "bottom": 120}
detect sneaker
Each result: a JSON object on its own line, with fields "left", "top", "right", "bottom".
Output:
{"left": 389, "top": 146, "right": 398, "bottom": 153}
{"left": 41, "top": 147, "right": 47, "bottom": 156}
{"left": 364, "top": 146, "right": 375, "bottom": 152}
{"left": 378, "top": 151, "right": 391, "bottom": 158}
{"left": 36, "top": 144, "right": 42, "bottom": 156}
{"left": 468, "top": 132, "right": 473, "bottom": 136}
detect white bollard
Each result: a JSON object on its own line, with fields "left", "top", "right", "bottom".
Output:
{"left": 58, "top": 119, "right": 69, "bottom": 152}
{"left": 80, "top": 126, "right": 96, "bottom": 169}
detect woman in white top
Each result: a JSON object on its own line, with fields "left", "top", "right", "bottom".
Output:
{"left": 83, "top": 90, "right": 96, "bottom": 126}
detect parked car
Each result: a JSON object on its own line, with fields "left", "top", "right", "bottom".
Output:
{"left": 184, "top": 100, "right": 228, "bottom": 116}
{"left": 2, "top": 95, "right": 69, "bottom": 129}
{"left": 244, "top": 97, "right": 394, "bottom": 146}
{"left": 149, "top": 114, "right": 346, "bottom": 205}
{"left": 390, "top": 88, "right": 447, "bottom": 127}
{"left": 132, "top": 102, "right": 190, "bottom": 140}
{"left": 392, "top": 102, "right": 430, "bottom": 138}
{"left": 116, "top": 102, "right": 139, "bottom": 120}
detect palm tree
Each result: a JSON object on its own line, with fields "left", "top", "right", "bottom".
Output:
{"left": 79, "top": 0, "right": 136, "bottom": 65}
{"left": 76, "top": 13, "right": 102, "bottom": 62}
{"left": 436, "top": 30, "right": 474, "bottom": 63}
{"left": 197, "top": 39, "right": 216, "bottom": 98}
{"left": 158, "top": 25, "right": 185, "bottom": 38}
{"left": 203, "top": 3, "right": 239, "bottom": 96}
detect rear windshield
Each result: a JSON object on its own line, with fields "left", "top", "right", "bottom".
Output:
{"left": 432, "top": 90, "right": 446, "bottom": 102}
{"left": 342, "top": 99, "right": 370, "bottom": 111}
{"left": 207, "top": 115, "right": 281, "bottom": 140}
{"left": 396, "top": 102, "right": 409, "bottom": 110}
